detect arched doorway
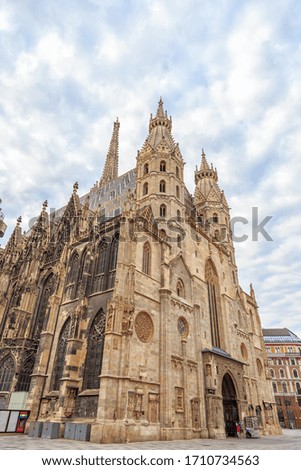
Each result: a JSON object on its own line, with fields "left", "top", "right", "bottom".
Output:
{"left": 222, "top": 373, "right": 239, "bottom": 437}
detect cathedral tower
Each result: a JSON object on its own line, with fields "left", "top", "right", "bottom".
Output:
{"left": 194, "top": 149, "right": 230, "bottom": 242}
{"left": 136, "top": 98, "right": 185, "bottom": 222}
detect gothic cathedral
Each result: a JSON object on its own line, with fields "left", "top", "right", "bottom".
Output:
{"left": 0, "top": 99, "right": 281, "bottom": 442}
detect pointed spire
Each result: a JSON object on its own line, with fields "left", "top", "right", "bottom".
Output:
{"left": 195, "top": 149, "right": 219, "bottom": 186}
{"left": 200, "top": 149, "right": 210, "bottom": 170}
{"left": 99, "top": 118, "right": 120, "bottom": 186}
{"left": 148, "top": 97, "right": 172, "bottom": 134}
{"left": 4, "top": 216, "right": 23, "bottom": 255}
{"left": 73, "top": 182, "right": 79, "bottom": 194}
{"left": 156, "top": 97, "right": 164, "bottom": 117}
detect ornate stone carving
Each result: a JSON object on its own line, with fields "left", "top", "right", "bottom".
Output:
{"left": 177, "top": 316, "right": 189, "bottom": 337}
{"left": 171, "top": 298, "right": 193, "bottom": 313}
{"left": 127, "top": 389, "right": 144, "bottom": 420}
{"left": 148, "top": 393, "right": 159, "bottom": 423}
{"left": 134, "top": 312, "right": 153, "bottom": 343}
{"left": 63, "top": 387, "right": 78, "bottom": 418}
{"left": 175, "top": 387, "right": 184, "bottom": 412}
{"left": 191, "top": 398, "right": 201, "bottom": 429}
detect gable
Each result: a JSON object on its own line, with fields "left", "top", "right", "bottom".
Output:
{"left": 169, "top": 254, "right": 192, "bottom": 302}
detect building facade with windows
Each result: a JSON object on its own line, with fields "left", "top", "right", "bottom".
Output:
{"left": 263, "top": 328, "right": 301, "bottom": 429}
{"left": 0, "top": 100, "right": 281, "bottom": 442}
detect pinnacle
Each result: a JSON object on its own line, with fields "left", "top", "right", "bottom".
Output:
{"left": 200, "top": 149, "right": 210, "bottom": 170}
{"left": 156, "top": 97, "right": 165, "bottom": 117}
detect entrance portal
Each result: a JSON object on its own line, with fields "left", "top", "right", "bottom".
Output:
{"left": 222, "top": 373, "right": 239, "bottom": 437}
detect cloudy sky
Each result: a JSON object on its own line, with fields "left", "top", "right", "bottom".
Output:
{"left": 0, "top": 0, "right": 300, "bottom": 337}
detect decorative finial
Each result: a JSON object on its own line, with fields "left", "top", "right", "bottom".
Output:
{"left": 156, "top": 97, "right": 164, "bottom": 117}
{"left": 202, "top": 148, "right": 206, "bottom": 157}
{"left": 73, "top": 181, "right": 79, "bottom": 193}
{"left": 17, "top": 216, "right": 22, "bottom": 226}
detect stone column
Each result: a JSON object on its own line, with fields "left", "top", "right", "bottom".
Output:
{"left": 193, "top": 303, "right": 208, "bottom": 437}
{"left": 159, "top": 287, "right": 172, "bottom": 439}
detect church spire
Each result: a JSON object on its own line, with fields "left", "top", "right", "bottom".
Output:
{"left": 156, "top": 96, "right": 165, "bottom": 117}
{"left": 99, "top": 118, "right": 120, "bottom": 186}
{"left": 195, "top": 148, "right": 218, "bottom": 184}
{"left": 200, "top": 148, "right": 210, "bottom": 170}
{"left": 148, "top": 97, "right": 172, "bottom": 133}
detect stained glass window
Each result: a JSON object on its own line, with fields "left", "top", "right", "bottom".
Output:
{"left": 83, "top": 311, "right": 106, "bottom": 389}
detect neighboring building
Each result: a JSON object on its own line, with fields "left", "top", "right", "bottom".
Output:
{"left": 263, "top": 328, "right": 301, "bottom": 429}
{"left": 0, "top": 99, "right": 281, "bottom": 442}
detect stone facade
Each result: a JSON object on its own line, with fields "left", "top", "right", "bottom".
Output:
{"left": 0, "top": 99, "right": 281, "bottom": 442}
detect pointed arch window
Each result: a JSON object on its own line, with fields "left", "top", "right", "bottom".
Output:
{"left": 296, "top": 382, "right": 301, "bottom": 395}
{"left": 280, "top": 368, "right": 285, "bottom": 378}
{"left": 143, "top": 182, "right": 148, "bottom": 195}
{"left": 160, "top": 204, "right": 166, "bottom": 218}
{"left": 66, "top": 252, "right": 79, "bottom": 300}
{"left": 160, "top": 160, "right": 166, "bottom": 172}
{"left": 52, "top": 318, "right": 71, "bottom": 390}
{"left": 83, "top": 311, "right": 106, "bottom": 389}
{"left": 8, "top": 283, "right": 22, "bottom": 309}
{"left": 176, "top": 279, "right": 185, "bottom": 298}
{"left": 107, "top": 234, "right": 119, "bottom": 289}
{"left": 16, "top": 355, "right": 35, "bottom": 392}
{"left": 176, "top": 166, "right": 179, "bottom": 178}
{"left": 143, "top": 163, "right": 149, "bottom": 175}
{"left": 176, "top": 185, "right": 180, "bottom": 199}
{"left": 272, "top": 382, "right": 277, "bottom": 393}
{"left": 205, "top": 259, "right": 221, "bottom": 348}
{"left": 77, "top": 249, "right": 91, "bottom": 295}
{"left": 177, "top": 210, "right": 181, "bottom": 221}
{"left": 213, "top": 213, "right": 218, "bottom": 224}
{"left": 78, "top": 249, "right": 87, "bottom": 283}
{"left": 142, "top": 242, "right": 151, "bottom": 275}
{"left": 109, "top": 234, "right": 119, "bottom": 271}
{"left": 93, "top": 241, "right": 108, "bottom": 293}
{"left": 0, "top": 355, "right": 15, "bottom": 391}
{"left": 96, "top": 241, "right": 107, "bottom": 275}
{"left": 35, "top": 273, "right": 55, "bottom": 338}
{"left": 159, "top": 180, "right": 166, "bottom": 193}
{"left": 293, "top": 369, "right": 298, "bottom": 378}
{"left": 282, "top": 382, "right": 288, "bottom": 393}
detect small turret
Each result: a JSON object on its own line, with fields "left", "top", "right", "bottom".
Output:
{"left": 194, "top": 149, "right": 230, "bottom": 244}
